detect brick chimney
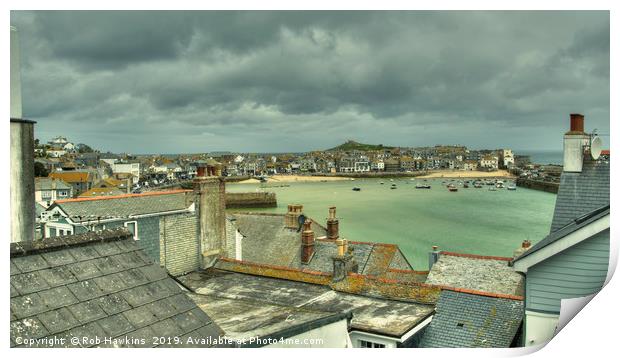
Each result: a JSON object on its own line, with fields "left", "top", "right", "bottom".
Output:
{"left": 285, "top": 204, "right": 303, "bottom": 229}
{"left": 327, "top": 206, "right": 339, "bottom": 240}
{"left": 563, "top": 113, "right": 590, "bottom": 173}
{"left": 301, "top": 219, "right": 315, "bottom": 264}
{"left": 428, "top": 245, "right": 441, "bottom": 271}
{"left": 194, "top": 160, "right": 227, "bottom": 268}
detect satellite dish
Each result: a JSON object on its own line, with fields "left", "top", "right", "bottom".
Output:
{"left": 590, "top": 136, "right": 603, "bottom": 160}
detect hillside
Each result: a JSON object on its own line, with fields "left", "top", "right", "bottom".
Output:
{"left": 327, "top": 140, "right": 394, "bottom": 152}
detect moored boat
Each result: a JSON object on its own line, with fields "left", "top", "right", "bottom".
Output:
{"left": 352, "top": 187, "right": 361, "bottom": 191}
{"left": 415, "top": 184, "right": 431, "bottom": 189}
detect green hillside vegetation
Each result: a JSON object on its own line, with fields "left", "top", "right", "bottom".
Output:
{"left": 327, "top": 140, "right": 395, "bottom": 152}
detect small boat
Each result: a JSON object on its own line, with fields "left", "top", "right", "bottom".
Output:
{"left": 463, "top": 183, "right": 469, "bottom": 188}
{"left": 489, "top": 187, "right": 497, "bottom": 191}
{"left": 474, "top": 183, "right": 482, "bottom": 188}
{"left": 415, "top": 184, "right": 431, "bottom": 189}
{"left": 448, "top": 186, "right": 458, "bottom": 192}
{"left": 350, "top": 178, "right": 355, "bottom": 181}
{"left": 352, "top": 187, "right": 361, "bottom": 191}
{"left": 380, "top": 181, "right": 385, "bottom": 185}
{"left": 390, "top": 184, "right": 397, "bottom": 189}
{"left": 507, "top": 185, "right": 517, "bottom": 191}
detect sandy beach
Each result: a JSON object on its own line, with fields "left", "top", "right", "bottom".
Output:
{"left": 234, "top": 175, "right": 350, "bottom": 184}
{"left": 417, "top": 170, "right": 515, "bottom": 179}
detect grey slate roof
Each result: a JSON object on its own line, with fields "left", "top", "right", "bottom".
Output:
{"left": 419, "top": 290, "right": 524, "bottom": 348}
{"left": 228, "top": 213, "right": 413, "bottom": 275}
{"left": 228, "top": 213, "right": 327, "bottom": 266}
{"left": 514, "top": 205, "right": 609, "bottom": 263}
{"left": 425, "top": 254, "right": 524, "bottom": 296}
{"left": 179, "top": 269, "right": 434, "bottom": 338}
{"left": 35, "top": 177, "right": 72, "bottom": 191}
{"left": 49, "top": 191, "right": 192, "bottom": 222}
{"left": 550, "top": 155, "right": 609, "bottom": 233}
{"left": 10, "top": 229, "right": 226, "bottom": 348}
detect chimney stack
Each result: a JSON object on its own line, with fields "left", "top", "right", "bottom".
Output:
{"left": 194, "top": 159, "right": 227, "bottom": 268}
{"left": 10, "top": 26, "right": 36, "bottom": 243}
{"left": 563, "top": 113, "right": 590, "bottom": 173}
{"left": 332, "top": 239, "right": 357, "bottom": 282}
{"left": 301, "top": 219, "right": 315, "bottom": 264}
{"left": 285, "top": 204, "right": 303, "bottom": 229}
{"left": 327, "top": 206, "right": 339, "bottom": 240}
{"left": 428, "top": 245, "right": 441, "bottom": 271}
{"left": 513, "top": 239, "right": 532, "bottom": 258}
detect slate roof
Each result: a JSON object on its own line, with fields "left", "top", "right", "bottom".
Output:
{"left": 179, "top": 269, "right": 434, "bottom": 339}
{"left": 10, "top": 229, "right": 226, "bottom": 348}
{"left": 419, "top": 290, "right": 524, "bottom": 348}
{"left": 227, "top": 213, "right": 413, "bottom": 275}
{"left": 49, "top": 190, "right": 192, "bottom": 222}
{"left": 514, "top": 205, "right": 609, "bottom": 263}
{"left": 35, "top": 177, "right": 72, "bottom": 191}
{"left": 228, "top": 213, "right": 327, "bottom": 266}
{"left": 425, "top": 253, "right": 524, "bottom": 296}
{"left": 550, "top": 155, "right": 609, "bottom": 233}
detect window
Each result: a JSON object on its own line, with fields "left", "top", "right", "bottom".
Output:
{"left": 359, "top": 340, "right": 386, "bottom": 348}
{"left": 124, "top": 221, "right": 138, "bottom": 240}
{"left": 49, "top": 227, "right": 57, "bottom": 237}
{"left": 58, "top": 190, "right": 68, "bottom": 197}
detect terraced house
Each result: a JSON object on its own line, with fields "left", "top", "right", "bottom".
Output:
{"left": 42, "top": 190, "right": 201, "bottom": 276}
{"left": 512, "top": 114, "right": 610, "bottom": 347}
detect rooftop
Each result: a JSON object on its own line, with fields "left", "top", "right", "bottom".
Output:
{"left": 425, "top": 252, "right": 524, "bottom": 297}
{"left": 35, "top": 177, "right": 72, "bottom": 191}
{"left": 550, "top": 155, "right": 609, "bottom": 233}
{"left": 50, "top": 190, "right": 193, "bottom": 222}
{"left": 49, "top": 171, "right": 90, "bottom": 183}
{"left": 10, "top": 229, "right": 226, "bottom": 348}
{"left": 179, "top": 269, "right": 434, "bottom": 338}
{"left": 420, "top": 290, "right": 523, "bottom": 348}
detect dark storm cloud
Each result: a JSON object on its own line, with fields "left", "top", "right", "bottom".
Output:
{"left": 10, "top": 11, "right": 609, "bottom": 153}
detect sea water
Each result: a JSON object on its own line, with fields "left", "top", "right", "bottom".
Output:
{"left": 227, "top": 178, "right": 556, "bottom": 269}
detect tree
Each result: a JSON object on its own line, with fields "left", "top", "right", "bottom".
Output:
{"left": 76, "top": 143, "right": 94, "bottom": 153}
{"left": 34, "top": 162, "right": 49, "bottom": 177}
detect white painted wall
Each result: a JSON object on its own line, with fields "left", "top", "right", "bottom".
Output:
{"left": 265, "top": 319, "right": 351, "bottom": 348}
{"left": 349, "top": 331, "right": 399, "bottom": 348}
{"left": 524, "top": 310, "right": 559, "bottom": 347}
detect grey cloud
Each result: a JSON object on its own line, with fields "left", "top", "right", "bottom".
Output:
{"left": 10, "top": 10, "right": 609, "bottom": 153}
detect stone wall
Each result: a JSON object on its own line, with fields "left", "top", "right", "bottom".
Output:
{"left": 225, "top": 192, "right": 277, "bottom": 208}
{"left": 159, "top": 212, "right": 200, "bottom": 276}
{"left": 516, "top": 178, "right": 559, "bottom": 194}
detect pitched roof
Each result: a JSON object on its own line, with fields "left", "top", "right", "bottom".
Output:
{"left": 419, "top": 290, "right": 523, "bottom": 348}
{"left": 550, "top": 155, "right": 609, "bottom": 232}
{"left": 227, "top": 213, "right": 412, "bottom": 275}
{"left": 513, "top": 205, "right": 609, "bottom": 263}
{"left": 425, "top": 252, "right": 524, "bottom": 297}
{"left": 78, "top": 187, "right": 126, "bottom": 198}
{"left": 180, "top": 269, "right": 433, "bottom": 339}
{"left": 35, "top": 177, "right": 72, "bottom": 191}
{"left": 10, "top": 229, "right": 226, "bottom": 348}
{"left": 49, "top": 172, "right": 90, "bottom": 183}
{"left": 50, "top": 190, "right": 192, "bottom": 222}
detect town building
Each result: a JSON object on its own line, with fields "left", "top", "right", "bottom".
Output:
{"left": 479, "top": 155, "right": 499, "bottom": 171}
{"left": 35, "top": 177, "right": 73, "bottom": 208}
{"left": 512, "top": 114, "right": 610, "bottom": 347}
{"left": 49, "top": 171, "right": 94, "bottom": 197}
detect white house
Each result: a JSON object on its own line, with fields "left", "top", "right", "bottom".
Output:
{"left": 479, "top": 155, "right": 498, "bottom": 170}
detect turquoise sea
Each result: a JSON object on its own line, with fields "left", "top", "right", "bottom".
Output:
{"left": 227, "top": 178, "right": 557, "bottom": 270}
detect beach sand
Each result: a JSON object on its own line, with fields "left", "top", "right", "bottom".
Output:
{"left": 417, "top": 170, "right": 515, "bottom": 179}
{"left": 234, "top": 175, "right": 350, "bottom": 184}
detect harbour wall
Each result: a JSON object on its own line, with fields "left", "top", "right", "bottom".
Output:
{"left": 516, "top": 178, "right": 559, "bottom": 194}
{"left": 225, "top": 192, "right": 277, "bottom": 208}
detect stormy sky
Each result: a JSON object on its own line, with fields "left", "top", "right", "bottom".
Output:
{"left": 10, "top": 11, "right": 609, "bottom": 154}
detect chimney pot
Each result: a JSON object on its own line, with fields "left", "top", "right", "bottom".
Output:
{"left": 327, "top": 206, "right": 339, "bottom": 240}
{"left": 301, "top": 219, "right": 315, "bottom": 264}
{"left": 569, "top": 113, "right": 585, "bottom": 133}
